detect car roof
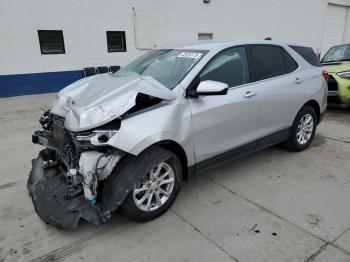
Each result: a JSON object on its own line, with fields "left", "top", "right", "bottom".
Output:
{"left": 157, "top": 39, "right": 293, "bottom": 51}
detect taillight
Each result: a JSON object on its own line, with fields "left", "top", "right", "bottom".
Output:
{"left": 322, "top": 70, "right": 329, "bottom": 81}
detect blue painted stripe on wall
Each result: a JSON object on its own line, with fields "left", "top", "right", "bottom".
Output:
{"left": 0, "top": 70, "right": 84, "bottom": 98}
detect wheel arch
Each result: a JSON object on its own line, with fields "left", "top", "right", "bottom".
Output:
{"left": 304, "top": 100, "right": 321, "bottom": 124}
{"left": 102, "top": 144, "right": 186, "bottom": 215}
{"left": 155, "top": 140, "right": 189, "bottom": 180}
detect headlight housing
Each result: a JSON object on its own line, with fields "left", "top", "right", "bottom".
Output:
{"left": 76, "top": 130, "right": 117, "bottom": 145}
{"left": 75, "top": 118, "right": 121, "bottom": 145}
{"left": 337, "top": 71, "right": 350, "bottom": 79}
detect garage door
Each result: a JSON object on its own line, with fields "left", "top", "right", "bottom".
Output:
{"left": 321, "top": 4, "right": 348, "bottom": 56}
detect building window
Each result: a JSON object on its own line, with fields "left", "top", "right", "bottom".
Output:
{"left": 106, "top": 31, "right": 126, "bottom": 52}
{"left": 198, "top": 33, "right": 213, "bottom": 41}
{"left": 38, "top": 30, "right": 65, "bottom": 54}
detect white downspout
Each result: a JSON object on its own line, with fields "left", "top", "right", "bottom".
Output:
{"left": 132, "top": 6, "right": 153, "bottom": 50}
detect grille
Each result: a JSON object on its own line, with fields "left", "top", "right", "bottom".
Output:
{"left": 327, "top": 75, "right": 338, "bottom": 92}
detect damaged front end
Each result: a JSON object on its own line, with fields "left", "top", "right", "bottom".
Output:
{"left": 29, "top": 111, "right": 124, "bottom": 229}
{"left": 28, "top": 73, "right": 178, "bottom": 229}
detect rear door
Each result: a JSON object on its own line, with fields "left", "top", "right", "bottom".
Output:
{"left": 249, "top": 45, "right": 306, "bottom": 138}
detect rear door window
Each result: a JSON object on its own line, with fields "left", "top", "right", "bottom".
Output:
{"left": 251, "top": 45, "right": 286, "bottom": 81}
{"left": 251, "top": 45, "right": 298, "bottom": 81}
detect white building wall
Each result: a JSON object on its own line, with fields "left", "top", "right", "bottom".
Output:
{"left": 0, "top": 0, "right": 349, "bottom": 76}
{"left": 321, "top": 1, "right": 350, "bottom": 54}
{"left": 0, "top": 0, "right": 140, "bottom": 75}
{"left": 346, "top": 12, "right": 350, "bottom": 42}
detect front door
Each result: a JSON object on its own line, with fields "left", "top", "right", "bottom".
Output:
{"left": 189, "top": 46, "right": 259, "bottom": 163}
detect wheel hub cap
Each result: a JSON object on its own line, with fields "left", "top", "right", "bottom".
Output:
{"left": 150, "top": 182, "right": 158, "bottom": 190}
{"left": 133, "top": 162, "right": 175, "bottom": 212}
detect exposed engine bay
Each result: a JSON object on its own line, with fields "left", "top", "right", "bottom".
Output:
{"left": 26, "top": 67, "right": 191, "bottom": 229}
{"left": 29, "top": 111, "right": 120, "bottom": 229}
{"left": 28, "top": 91, "right": 167, "bottom": 229}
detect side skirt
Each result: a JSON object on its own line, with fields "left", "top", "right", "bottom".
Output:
{"left": 189, "top": 127, "right": 291, "bottom": 175}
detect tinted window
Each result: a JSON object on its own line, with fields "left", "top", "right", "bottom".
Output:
{"left": 200, "top": 47, "right": 249, "bottom": 87}
{"left": 282, "top": 49, "right": 299, "bottom": 73}
{"left": 38, "top": 30, "right": 65, "bottom": 54}
{"left": 106, "top": 31, "right": 126, "bottom": 52}
{"left": 251, "top": 45, "right": 286, "bottom": 81}
{"left": 289, "top": 45, "right": 321, "bottom": 67}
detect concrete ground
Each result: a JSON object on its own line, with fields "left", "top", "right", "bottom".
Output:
{"left": 0, "top": 94, "right": 350, "bottom": 262}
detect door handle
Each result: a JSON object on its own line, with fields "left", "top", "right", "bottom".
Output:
{"left": 243, "top": 91, "right": 258, "bottom": 98}
{"left": 294, "top": 77, "right": 304, "bottom": 84}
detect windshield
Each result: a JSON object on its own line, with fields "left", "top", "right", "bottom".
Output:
{"left": 321, "top": 44, "right": 350, "bottom": 63}
{"left": 115, "top": 49, "right": 207, "bottom": 89}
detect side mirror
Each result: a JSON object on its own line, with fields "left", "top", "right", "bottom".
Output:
{"left": 195, "top": 80, "right": 229, "bottom": 96}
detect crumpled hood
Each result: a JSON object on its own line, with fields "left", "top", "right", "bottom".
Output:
{"left": 51, "top": 74, "right": 176, "bottom": 132}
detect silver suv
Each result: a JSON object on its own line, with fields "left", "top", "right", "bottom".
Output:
{"left": 29, "top": 40, "right": 327, "bottom": 229}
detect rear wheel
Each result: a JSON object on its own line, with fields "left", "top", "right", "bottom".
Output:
{"left": 121, "top": 147, "right": 182, "bottom": 222}
{"left": 283, "top": 105, "right": 317, "bottom": 151}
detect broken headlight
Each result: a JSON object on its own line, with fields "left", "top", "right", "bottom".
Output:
{"left": 75, "top": 118, "right": 120, "bottom": 145}
{"left": 76, "top": 130, "right": 117, "bottom": 145}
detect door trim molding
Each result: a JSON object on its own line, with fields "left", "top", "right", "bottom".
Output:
{"left": 188, "top": 127, "right": 291, "bottom": 175}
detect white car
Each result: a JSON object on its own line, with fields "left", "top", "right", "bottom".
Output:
{"left": 29, "top": 40, "right": 327, "bottom": 229}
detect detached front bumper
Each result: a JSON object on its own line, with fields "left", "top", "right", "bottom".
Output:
{"left": 28, "top": 151, "right": 109, "bottom": 230}
{"left": 29, "top": 111, "right": 131, "bottom": 229}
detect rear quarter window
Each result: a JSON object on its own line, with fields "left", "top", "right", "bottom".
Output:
{"left": 289, "top": 45, "right": 321, "bottom": 67}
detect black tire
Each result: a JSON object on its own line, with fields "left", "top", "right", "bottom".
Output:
{"left": 283, "top": 105, "right": 317, "bottom": 152}
{"left": 120, "top": 146, "right": 182, "bottom": 222}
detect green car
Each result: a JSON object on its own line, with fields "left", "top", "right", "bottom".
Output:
{"left": 321, "top": 44, "right": 350, "bottom": 104}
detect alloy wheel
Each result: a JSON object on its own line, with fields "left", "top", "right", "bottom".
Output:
{"left": 296, "top": 113, "right": 314, "bottom": 145}
{"left": 133, "top": 162, "right": 175, "bottom": 212}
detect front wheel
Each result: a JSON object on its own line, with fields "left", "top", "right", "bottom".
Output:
{"left": 120, "top": 147, "right": 182, "bottom": 222}
{"left": 283, "top": 105, "right": 317, "bottom": 152}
